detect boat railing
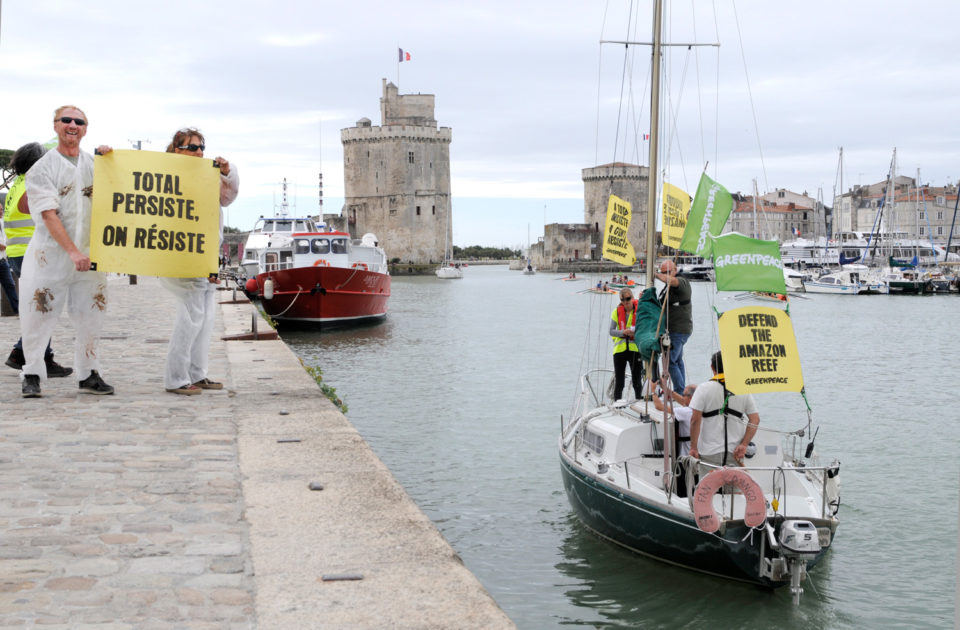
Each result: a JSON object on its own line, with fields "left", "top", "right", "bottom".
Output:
{"left": 615, "top": 452, "right": 838, "bottom": 520}
{"left": 263, "top": 261, "right": 295, "bottom": 273}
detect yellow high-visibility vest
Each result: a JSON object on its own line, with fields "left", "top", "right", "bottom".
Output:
{"left": 3, "top": 175, "right": 35, "bottom": 258}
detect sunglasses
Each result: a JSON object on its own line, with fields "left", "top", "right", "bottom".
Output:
{"left": 621, "top": 297, "right": 633, "bottom": 302}
{"left": 178, "top": 143, "right": 205, "bottom": 152}
{"left": 57, "top": 116, "right": 86, "bottom": 126}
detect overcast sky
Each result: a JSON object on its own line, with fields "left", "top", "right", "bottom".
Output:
{"left": 3, "top": 1, "right": 960, "bottom": 247}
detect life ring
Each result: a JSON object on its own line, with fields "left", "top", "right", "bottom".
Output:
{"left": 352, "top": 262, "right": 368, "bottom": 271}
{"left": 312, "top": 259, "right": 330, "bottom": 267}
{"left": 692, "top": 467, "right": 766, "bottom": 533}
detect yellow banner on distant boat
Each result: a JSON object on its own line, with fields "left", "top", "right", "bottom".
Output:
{"left": 661, "top": 182, "right": 689, "bottom": 249}
{"left": 90, "top": 150, "right": 221, "bottom": 278}
{"left": 602, "top": 194, "right": 636, "bottom": 266}
{"left": 717, "top": 305, "right": 804, "bottom": 394}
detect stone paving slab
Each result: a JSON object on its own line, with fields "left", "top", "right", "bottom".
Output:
{"left": 0, "top": 275, "right": 514, "bottom": 629}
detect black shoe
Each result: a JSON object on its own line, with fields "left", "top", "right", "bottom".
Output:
{"left": 45, "top": 357, "right": 73, "bottom": 378}
{"left": 5, "top": 348, "right": 24, "bottom": 371}
{"left": 22, "top": 374, "right": 41, "bottom": 398}
{"left": 78, "top": 370, "right": 114, "bottom": 395}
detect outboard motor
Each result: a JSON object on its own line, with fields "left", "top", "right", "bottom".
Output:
{"left": 778, "top": 520, "right": 822, "bottom": 604}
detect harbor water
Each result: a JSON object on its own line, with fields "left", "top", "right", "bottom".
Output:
{"left": 281, "top": 264, "right": 958, "bottom": 630}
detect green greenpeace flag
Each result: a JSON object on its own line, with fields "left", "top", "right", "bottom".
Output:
{"left": 712, "top": 232, "right": 787, "bottom": 294}
{"left": 679, "top": 173, "right": 733, "bottom": 257}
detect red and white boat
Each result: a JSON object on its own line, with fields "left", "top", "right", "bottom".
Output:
{"left": 241, "top": 216, "right": 390, "bottom": 326}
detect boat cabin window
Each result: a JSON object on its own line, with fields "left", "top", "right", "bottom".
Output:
{"left": 583, "top": 430, "right": 605, "bottom": 455}
{"left": 280, "top": 251, "right": 293, "bottom": 265}
{"left": 273, "top": 220, "right": 293, "bottom": 232}
{"left": 312, "top": 238, "right": 330, "bottom": 254}
{"left": 265, "top": 252, "right": 278, "bottom": 267}
{"left": 331, "top": 238, "right": 348, "bottom": 254}
{"left": 295, "top": 239, "right": 311, "bottom": 255}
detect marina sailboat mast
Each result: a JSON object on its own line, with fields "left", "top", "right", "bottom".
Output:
{"left": 644, "top": 0, "right": 664, "bottom": 286}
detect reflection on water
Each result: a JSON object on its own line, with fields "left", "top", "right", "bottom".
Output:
{"left": 283, "top": 265, "right": 958, "bottom": 630}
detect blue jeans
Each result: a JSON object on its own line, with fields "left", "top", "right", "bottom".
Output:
{"left": 668, "top": 332, "right": 690, "bottom": 392}
{"left": 0, "top": 258, "right": 17, "bottom": 314}
{"left": 6, "top": 256, "right": 52, "bottom": 358}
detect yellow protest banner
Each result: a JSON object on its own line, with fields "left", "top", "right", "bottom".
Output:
{"left": 602, "top": 194, "right": 636, "bottom": 265}
{"left": 90, "top": 150, "right": 221, "bottom": 278}
{"left": 717, "top": 305, "right": 804, "bottom": 394}
{"left": 661, "top": 182, "right": 689, "bottom": 249}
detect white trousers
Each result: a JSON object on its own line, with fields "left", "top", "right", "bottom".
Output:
{"left": 161, "top": 278, "right": 217, "bottom": 389}
{"left": 19, "top": 273, "right": 107, "bottom": 381}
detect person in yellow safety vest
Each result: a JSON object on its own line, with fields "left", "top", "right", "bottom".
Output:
{"left": 0, "top": 193, "right": 18, "bottom": 312}
{"left": 3, "top": 142, "right": 72, "bottom": 377}
{"left": 608, "top": 287, "right": 643, "bottom": 401}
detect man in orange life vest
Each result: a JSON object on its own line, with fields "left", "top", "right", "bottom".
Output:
{"left": 608, "top": 287, "right": 643, "bottom": 400}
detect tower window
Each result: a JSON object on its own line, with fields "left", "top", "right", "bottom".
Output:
{"left": 408, "top": 152, "right": 415, "bottom": 164}
{"left": 416, "top": 206, "right": 421, "bottom": 216}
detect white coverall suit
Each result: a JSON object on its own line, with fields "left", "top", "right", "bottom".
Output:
{"left": 161, "top": 167, "right": 239, "bottom": 390}
{"left": 22, "top": 150, "right": 107, "bottom": 381}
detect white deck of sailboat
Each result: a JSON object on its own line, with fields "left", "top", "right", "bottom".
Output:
{"left": 567, "top": 400, "right": 831, "bottom": 525}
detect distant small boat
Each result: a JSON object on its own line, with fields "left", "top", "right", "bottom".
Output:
{"left": 803, "top": 265, "right": 884, "bottom": 294}
{"left": 435, "top": 263, "right": 464, "bottom": 279}
{"left": 676, "top": 255, "right": 715, "bottom": 281}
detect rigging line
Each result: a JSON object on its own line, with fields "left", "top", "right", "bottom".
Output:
{"left": 594, "top": 0, "right": 614, "bottom": 168}
{"left": 711, "top": 0, "right": 720, "bottom": 180}
{"left": 691, "top": 0, "right": 706, "bottom": 171}
{"left": 611, "top": 0, "right": 638, "bottom": 164}
{"left": 623, "top": 4, "right": 644, "bottom": 165}
{"left": 662, "top": 46, "right": 694, "bottom": 192}
{"left": 731, "top": 0, "right": 767, "bottom": 192}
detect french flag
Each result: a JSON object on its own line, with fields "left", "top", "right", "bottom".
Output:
{"left": 399, "top": 48, "right": 411, "bottom": 62}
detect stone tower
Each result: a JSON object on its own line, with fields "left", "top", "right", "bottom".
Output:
{"left": 341, "top": 79, "right": 452, "bottom": 264}
{"left": 582, "top": 163, "right": 650, "bottom": 258}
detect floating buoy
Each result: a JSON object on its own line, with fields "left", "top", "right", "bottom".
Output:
{"left": 244, "top": 278, "right": 259, "bottom": 295}
{"left": 263, "top": 277, "right": 274, "bottom": 300}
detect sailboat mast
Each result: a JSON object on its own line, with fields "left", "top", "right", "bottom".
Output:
{"left": 644, "top": 0, "right": 664, "bottom": 287}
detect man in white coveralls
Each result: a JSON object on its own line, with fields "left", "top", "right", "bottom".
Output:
{"left": 20, "top": 105, "right": 114, "bottom": 397}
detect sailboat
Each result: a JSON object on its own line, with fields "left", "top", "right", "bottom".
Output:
{"left": 558, "top": 1, "right": 840, "bottom": 604}
{"left": 435, "top": 201, "right": 463, "bottom": 279}
{"left": 523, "top": 225, "right": 536, "bottom": 274}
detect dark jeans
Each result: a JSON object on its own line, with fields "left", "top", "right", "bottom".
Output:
{"left": 0, "top": 258, "right": 17, "bottom": 314}
{"left": 6, "top": 256, "right": 52, "bottom": 358}
{"left": 613, "top": 349, "right": 642, "bottom": 400}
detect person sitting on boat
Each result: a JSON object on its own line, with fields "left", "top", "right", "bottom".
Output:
{"left": 688, "top": 351, "right": 759, "bottom": 467}
{"left": 651, "top": 381, "right": 697, "bottom": 456}
{"left": 655, "top": 259, "right": 693, "bottom": 392}
{"left": 609, "top": 288, "right": 643, "bottom": 401}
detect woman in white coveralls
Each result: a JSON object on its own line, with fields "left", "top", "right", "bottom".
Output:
{"left": 161, "top": 128, "right": 238, "bottom": 395}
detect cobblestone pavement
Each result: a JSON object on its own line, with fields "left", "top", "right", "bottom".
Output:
{"left": 0, "top": 276, "right": 252, "bottom": 629}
